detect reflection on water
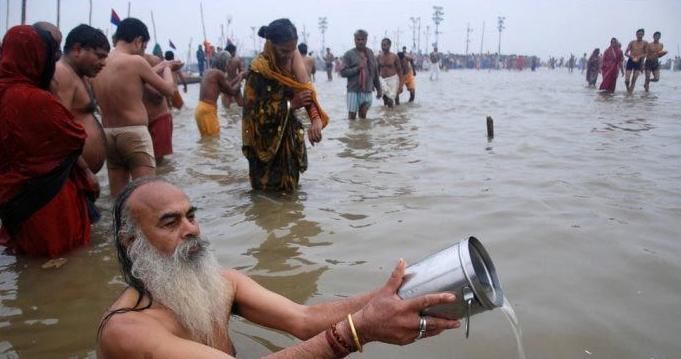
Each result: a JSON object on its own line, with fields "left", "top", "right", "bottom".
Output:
{"left": 2, "top": 70, "right": 681, "bottom": 358}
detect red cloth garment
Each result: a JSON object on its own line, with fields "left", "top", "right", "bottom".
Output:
{"left": 0, "top": 25, "right": 94, "bottom": 257}
{"left": 358, "top": 52, "right": 368, "bottom": 92}
{"left": 599, "top": 46, "right": 623, "bottom": 92}
{"left": 148, "top": 113, "right": 173, "bottom": 158}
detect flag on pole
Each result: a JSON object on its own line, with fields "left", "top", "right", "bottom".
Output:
{"left": 110, "top": 9, "right": 121, "bottom": 26}
{"left": 169, "top": 40, "right": 176, "bottom": 50}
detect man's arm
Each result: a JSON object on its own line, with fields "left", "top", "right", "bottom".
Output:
{"left": 658, "top": 43, "right": 668, "bottom": 58}
{"left": 394, "top": 55, "right": 403, "bottom": 84}
{"left": 339, "top": 52, "right": 359, "bottom": 78}
{"left": 625, "top": 42, "right": 632, "bottom": 58}
{"left": 225, "top": 270, "right": 378, "bottom": 340}
{"left": 176, "top": 71, "right": 188, "bottom": 92}
{"left": 137, "top": 56, "right": 176, "bottom": 97}
{"left": 372, "top": 56, "right": 382, "bottom": 94}
{"left": 217, "top": 72, "right": 244, "bottom": 96}
{"left": 51, "top": 64, "right": 76, "bottom": 110}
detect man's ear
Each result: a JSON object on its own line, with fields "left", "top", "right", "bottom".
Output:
{"left": 118, "top": 230, "right": 136, "bottom": 248}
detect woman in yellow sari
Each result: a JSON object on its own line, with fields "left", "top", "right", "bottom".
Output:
{"left": 242, "top": 19, "right": 329, "bottom": 192}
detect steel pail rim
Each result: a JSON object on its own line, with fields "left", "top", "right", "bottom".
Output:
{"left": 459, "top": 236, "right": 504, "bottom": 309}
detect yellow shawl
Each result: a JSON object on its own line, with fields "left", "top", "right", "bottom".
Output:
{"left": 249, "top": 41, "right": 330, "bottom": 128}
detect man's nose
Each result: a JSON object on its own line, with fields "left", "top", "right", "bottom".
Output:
{"left": 180, "top": 217, "right": 200, "bottom": 238}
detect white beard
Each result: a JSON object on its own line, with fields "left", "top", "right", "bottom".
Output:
{"left": 127, "top": 232, "right": 231, "bottom": 347}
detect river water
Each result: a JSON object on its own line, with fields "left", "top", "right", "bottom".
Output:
{"left": 1, "top": 69, "right": 680, "bottom": 358}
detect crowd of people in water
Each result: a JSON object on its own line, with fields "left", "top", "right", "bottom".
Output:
{"left": 0, "top": 14, "right": 675, "bottom": 358}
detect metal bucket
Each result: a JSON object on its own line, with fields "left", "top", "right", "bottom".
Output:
{"left": 397, "top": 236, "right": 503, "bottom": 338}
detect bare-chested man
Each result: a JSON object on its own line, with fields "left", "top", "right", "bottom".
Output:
{"left": 298, "top": 43, "right": 316, "bottom": 82}
{"left": 643, "top": 31, "right": 668, "bottom": 92}
{"left": 194, "top": 52, "right": 245, "bottom": 136}
{"left": 92, "top": 18, "right": 179, "bottom": 197}
{"left": 429, "top": 46, "right": 441, "bottom": 80}
{"left": 221, "top": 43, "right": 244, "bottom": 108}
{"left": 51, "top": 24, "right": 109, "bottom": 175}
{"left": 624, "top": 29, "right": 648, "bottom": 93}
{"left": 143, "top": 54, "right": 174, "bottom": 163}
{"left": 398, "top": 46, "right": 416, "bottom": 103}
{"left": 376, "top": 38, "right": 402, "bottom": 107}
{"left": 164, "top": 51, "right": 187, "bottom": 110}
{"left": 324, "top": 48, "right": 334, "bottom": 81}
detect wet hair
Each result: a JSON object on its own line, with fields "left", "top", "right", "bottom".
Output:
{"left": 32, "top": 25, "right": 58, "bottom": 90}
{"left": 113, "top": 17, "right": 150, "bottom": 44}
{"left": 258, "top": 18, "right": 298, "bottom": 45}
{"left": 297, "top": 43, "right": 308, "bottom": 55}
{"left": 636, "top": 28, "right": 644, "bottom": 34}
{"left": 382, "top": 38, "right": 391, "bottom": 46}
{"left": 213, "top": 51, "right": 230, "bottom": 71}
{"left": 97, "top": 176, "right": 170, "bottom": 340}
{"left": 64, "top": 24, "right": 110, "bottom": 53}
{"left": 354, "top": 29, "right": 368, "bottom": 38}
{"left": 653, "top": 31, "right": 661, "bottom": 37}
{"left": 398, "top": 52, "right": 405, "bottom": 60}
{"left": 226, "top": 43, "right": 236, "bottom": 54}
{"left": 164, "top": 50, "right": 174, "bottom": 60}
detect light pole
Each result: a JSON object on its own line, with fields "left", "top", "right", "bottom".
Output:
{"left": 318, "top": 17, "right": 328, "bottom": 52}
{"left": 497, "top": 16, "right": 505, "bottom": 55}
{"left": 250, "top": 26, "right": 257, "bottom": 56}
{"left": 409, "top": 16, "right": 420, "bottom": 52}
{"left": 432, "top": 6, "right": 444, "bottom": 48}
{"left": 465, "top": 23, "right": 473, "bottom": 56}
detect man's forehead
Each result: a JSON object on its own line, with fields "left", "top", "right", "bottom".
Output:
{"left": 128, "top": 182, "right": 192, "bottom": 218}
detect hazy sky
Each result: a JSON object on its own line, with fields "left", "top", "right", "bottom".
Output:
{"left": 2, "top": 0, "right": 680, "bottom": 61}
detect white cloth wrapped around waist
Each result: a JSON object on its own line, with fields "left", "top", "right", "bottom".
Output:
{"left": 380, "top": 74, "right": 400, "bottom": 98}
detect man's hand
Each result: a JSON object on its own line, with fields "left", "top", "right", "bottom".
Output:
{"left": 183, "top": 84, "right": 188, "bottom": 93}
{"left": 352, "top": 259, "right": 460, "bottom": 346}
{"left": 291, "top": 90, "right": 313, "bottom": 109}
{"left": 85, "top": 169, "right": 100, "bottom": 199}
{"left": 166, "top": 60, "right": 184, "bottom": 72}
{"left": 308, "top": 117, "right": 323, "bottom": 145}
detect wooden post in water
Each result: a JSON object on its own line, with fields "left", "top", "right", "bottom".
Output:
{"left": 486, "top": 116, "right": 494, "bottom": 138}
{"left": 20, "top": 0, "right": 26, "bottom": 24}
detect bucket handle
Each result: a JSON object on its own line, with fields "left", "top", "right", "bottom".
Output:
{"left": 463, "top": 286, "right": 474, "bottom": 338}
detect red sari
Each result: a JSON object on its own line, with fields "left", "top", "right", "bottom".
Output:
{"left": 0, "top": 25, "right": 94, "bottom": 257}
{"left": 599, "top": 46, "right": 623, "bottom": 92}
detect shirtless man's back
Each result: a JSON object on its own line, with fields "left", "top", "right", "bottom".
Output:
{"left": 297, "top": 43, "right": 316, "bottom": 82}
{"left": 221, "top": 44, "right": 244, "bottom": 108}
{"left": 51, "top": 24, "right": 109, "bottom": 174}
{"left": 376, "top": 38, "right": 402, "bottom": 107}
{"left": 195, "top": 52, "right": 244, "bottom": 136}
{"left": 91, "top": 18, "right": 176, "bottom": 196}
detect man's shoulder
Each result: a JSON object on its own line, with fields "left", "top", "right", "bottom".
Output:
{"left": 54, "top": 61, "right": 76, "bottom": 84}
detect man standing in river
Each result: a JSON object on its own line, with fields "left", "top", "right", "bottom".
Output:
{"left": 624, "top": 29, "right": 648, "bottom": 93}
{"left": 340, "top": 30, "right": 382, "bottom": 120}
{"left": 643, "top": 31, "right": 668, "bottom": 92}
{"left": 52, "top": 24, "right": 110, "bottom": 176}
{"left": 92, "top": 18, "right": 178, "bottom": 197}
{"left": 376, "top": 38, "right": 402, "bottom": 107}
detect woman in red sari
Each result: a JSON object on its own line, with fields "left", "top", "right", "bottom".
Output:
{"left": 599, "top": 38, "right": 624, "bottom": 93}
{"left": 0, "top": 25, "right": 98, "bottom": 257}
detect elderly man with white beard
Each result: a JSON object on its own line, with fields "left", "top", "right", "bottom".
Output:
{"left": 96, "top": 177, "right": 462, "bottom": 358}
